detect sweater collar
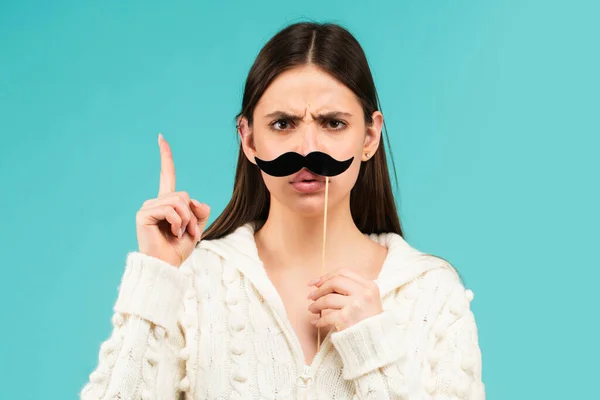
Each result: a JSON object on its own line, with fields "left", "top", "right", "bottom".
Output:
{"left": 199, "top": 221, "right": 446, "bottom": 298}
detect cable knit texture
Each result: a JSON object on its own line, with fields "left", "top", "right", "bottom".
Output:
{"left": 81, "top": 221, "right": 485, "bottom": 399}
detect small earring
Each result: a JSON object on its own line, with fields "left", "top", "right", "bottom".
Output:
{"left": 365, "top": 153, "right": 370, "bottom": 159}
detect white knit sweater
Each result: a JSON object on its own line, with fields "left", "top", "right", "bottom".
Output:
{"left": 80, "top": 222, "right": 485, "bottom": 399}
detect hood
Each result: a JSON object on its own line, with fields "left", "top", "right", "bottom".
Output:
{"left": 198, "top": 221, "right": 455, "bottom": 301}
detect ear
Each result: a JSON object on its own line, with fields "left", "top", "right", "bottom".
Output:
{"left": 238, "top": 116, "right": 257, "bottom": 165}
{"left": 362, "top": 111, "right": 383, "bottom": 161}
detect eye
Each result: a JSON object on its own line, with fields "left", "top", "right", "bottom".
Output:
{"left": 270, "top": 119, "right": 294, "bottom": 131}
{"left": 326, "top": 119, "right": 347, "bottom": 130}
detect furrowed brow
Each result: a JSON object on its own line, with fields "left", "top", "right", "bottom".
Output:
{"left": 264, "top": 110, "right": 352, "bottom": 121}
{"left": 314, "top": 111, "right": 352, "bottom": 120}
{"left": 264, "top": 111, "right": 304, "bottom": 122}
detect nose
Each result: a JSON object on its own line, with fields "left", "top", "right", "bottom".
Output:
{"left": 297, "top": 119, "right": 321, "bottom": 156}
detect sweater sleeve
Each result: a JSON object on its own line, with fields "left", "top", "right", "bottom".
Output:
{"left": 330, "top": 267, "right": 485, "bottom": 399}
{"left": 79, "top": 252, "right": 194, "bottom": 400}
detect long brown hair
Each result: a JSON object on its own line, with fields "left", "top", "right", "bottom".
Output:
{"left": 202, "top": 22, "right": 403, "bottom": 241}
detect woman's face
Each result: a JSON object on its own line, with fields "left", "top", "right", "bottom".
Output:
{"left": 240, "top": 65, "right": 382, "bottom": 217}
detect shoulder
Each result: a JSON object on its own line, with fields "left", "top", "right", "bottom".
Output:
{"left": 197, "top": 222, "right": 258, "bottom": 259}
{"left": 386, "top": 254, "right": 476, "bottom": 331}
{"left": 373, "top": 231, "right": 466, "bottom": 298}
{"left": 181, "top": 222, "right": 259, "bottom": 276}
{"left": 416, "top": 256, "right": 463, "bottom": 293}
{"left": 373, "top": 231, "right": 473, "bottom": 313}
{"left": 392, "top": 257, "right": 466, "bottom": 303}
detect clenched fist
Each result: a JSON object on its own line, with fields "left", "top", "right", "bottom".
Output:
{"left": 135, "top": 133, "right": 210, "bottom": 267}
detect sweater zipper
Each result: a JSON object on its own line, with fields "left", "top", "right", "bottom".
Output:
{"left": 296, "top": 364, "right": 314, "bottom": 400}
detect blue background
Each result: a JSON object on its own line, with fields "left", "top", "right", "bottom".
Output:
{"left": 0, "top": 0, "right": 598, "bottom": 398}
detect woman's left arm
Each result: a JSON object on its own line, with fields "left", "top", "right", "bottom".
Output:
{"left": 308, "top": 266, "right": 485, "bottom": 399}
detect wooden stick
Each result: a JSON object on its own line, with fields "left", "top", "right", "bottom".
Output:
{"left": 317, "top": 177, "right": 330, "bottom": 353}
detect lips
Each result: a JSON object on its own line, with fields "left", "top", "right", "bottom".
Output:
{"left": 290, "top": 169, "right": 326, "bottom": 183}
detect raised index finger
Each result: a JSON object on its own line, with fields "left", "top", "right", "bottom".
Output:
{"left": 158, "top": 133, "right": 176, "bottom": 196}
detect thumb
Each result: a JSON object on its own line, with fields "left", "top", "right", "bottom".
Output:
{"left": 190, "top": 199, "right": 210, "bottom": 230}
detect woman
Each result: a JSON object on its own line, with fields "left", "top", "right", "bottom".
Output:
{"left": 81, "top": 22, "right": 484, "bottom": 399}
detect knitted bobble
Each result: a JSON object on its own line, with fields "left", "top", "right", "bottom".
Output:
{"left": 232, "top": 367, "right": 248, "bottom": 383}
{"left": 450, "top": 297, "right": 468, "bottom": 316}
{"left": 394, "top": 388, "right": 409, "bottom": 400}
{"left": 433, "top": 322, "right": 447, "bottom": 340}
{"left": 145, "top": 350, "right": 159, "bottom": 366}
{"left": 461, "top": 355, "right": 476, "bottom": 374}
{"left": 179, "top": 265, "right": 200, "bottom": 397}
{"left": 82, "top": 317, "right": 127, "bottom": 397}
{"left": 222, "top": 263, "right": 249, "bottom": 396}
{"left": 229, "top": 313, "right": 246, "bottom": 332}
{"left": 379, "top": 368, "right": 409, "bottom": 398}
{"left": 153, "top": 326, "right": 166, "bottom": 340}
{"left": 429, "top": 348, "right": 444, "bottom": 368}
{"left": 231, "top": 340, "right": 245, "bottom": 356}
{"left": 455, "top": 377, "right": 471, "bottom": 398}
{"left": 140, "top": 345, "right": 159, "bottom": 396}
{"left": 469, "top": 383, "right": 486, "bottom": 399}
{"left": 179, "top": 376, "right": 191, "bottom": 392}
{"left": 180, "top": 347, "right": 190, "bottom": 361}
{"left": 183, "top": 314, "right": 195, "bottom": 329}
{"left": 465, "top": 289, "right": 474, "bottom": 302}
{"left": 425, "top": 378, "right": 436, "bottom": 394}
{"left": 89, "top": 371, "right": 104, "bottom": 383}
{"left": 223, "top": 266, "right": 238, "bottom": 284}
{"left": 185, "top": 289, "right": 196, "bottom": 300}
{"left": 100, "top": 340, "right": 117, "bottom": 356}
{"left": 225, "top": 289, "right": 240, "bottom": 306}
{"left": 111, "top": 312, "right": 124, "bottom": 327}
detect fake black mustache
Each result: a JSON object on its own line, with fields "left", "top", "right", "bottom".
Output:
{"left": 255, "top": 151, "right": 354, "bottom": 177}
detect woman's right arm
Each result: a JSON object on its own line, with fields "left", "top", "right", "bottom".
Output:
{"left": 81, "top": 134, "right": 210, "bottom": 399}
{"left": 80, "top": 252, "right": 192, "bottom": 399}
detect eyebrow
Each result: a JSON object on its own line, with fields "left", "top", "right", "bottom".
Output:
{"left": 264, "top": 110, "right": 353, "bottom": 121}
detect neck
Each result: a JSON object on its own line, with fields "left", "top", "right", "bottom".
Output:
{"left": 255, "top": 195, "right": 366, "bottom": 274}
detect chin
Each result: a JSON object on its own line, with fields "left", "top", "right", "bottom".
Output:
{"left": 289, "top": 201, "right": 327, "bottom": 218}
